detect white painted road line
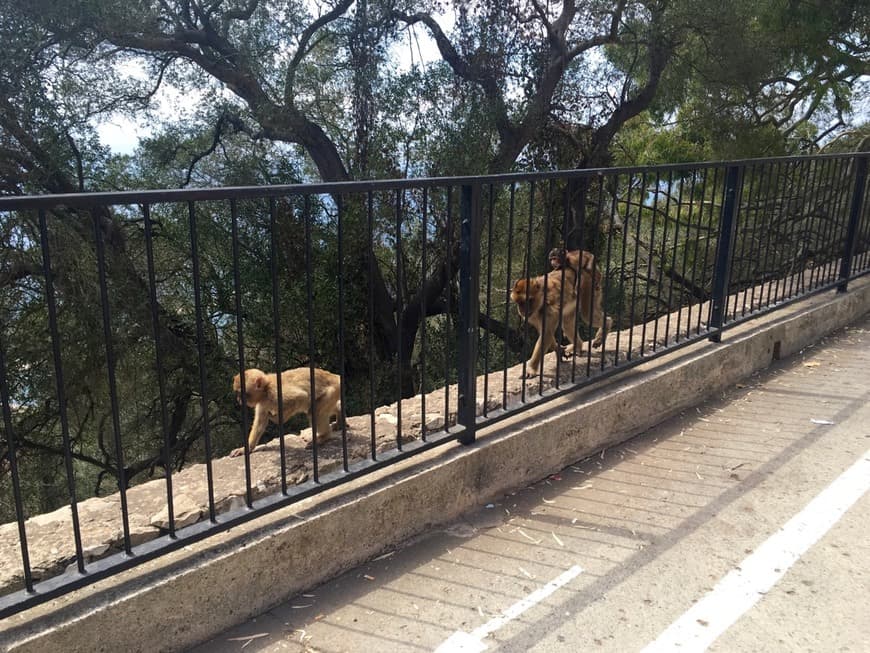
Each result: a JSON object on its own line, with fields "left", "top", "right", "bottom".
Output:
{"left": 434, "top": 565, "right": 584, "bottom": 652}
{"left": 642, "top": 448, "right": 870, "bottom": 653}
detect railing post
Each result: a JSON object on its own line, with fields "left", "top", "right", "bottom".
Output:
{"left": 457, "top": 183, "right": 481, "bottom": 445}
{"left": 837, "top": 154, "right": 868, "bottom": 293}
{"left": 708, "top": 165, "right": 742, "bottom": 343}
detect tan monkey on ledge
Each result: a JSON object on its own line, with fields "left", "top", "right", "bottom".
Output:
{"left": 547, "top": 246, "right": 612, "bottom": 351}
{"left": 510, "top": 266, "right": 580, "bottom": 378}
{"left": 230, "top": 367, "right": 344, "bottom": 457}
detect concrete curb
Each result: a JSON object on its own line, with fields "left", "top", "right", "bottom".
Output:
{"left": 3, "top": 278, "right": 869, "bottom": 653}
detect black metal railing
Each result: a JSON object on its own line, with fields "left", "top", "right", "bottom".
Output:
{"left": 0, "top": 153, "right": 867, "bottom": 616}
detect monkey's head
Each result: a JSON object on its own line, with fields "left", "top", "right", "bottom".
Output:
{"left": 232, "top": 368, "right": 269, "bottom": 406}
{"left": 548, "top": 247, "right": 567, "bottom": 271}
{"left": 510, "top": 277, "right": 544, "bottom": 318}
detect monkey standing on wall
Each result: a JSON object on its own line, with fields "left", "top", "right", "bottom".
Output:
{"left": 547, "top": 246, "right": 612, "bottom": 351}
{"left": 510, "top": 267, "right": 579, "bottom": 378}
{"left": 230, "top": 368, "right": 344, "bottom": 457}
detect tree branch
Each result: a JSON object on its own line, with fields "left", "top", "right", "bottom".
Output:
{"left": 284, "top": 0, "right": 355, "bottom": 106}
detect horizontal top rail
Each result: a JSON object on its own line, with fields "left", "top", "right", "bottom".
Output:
{"left": 0, "top": 153, "right": 866, "bottom": 211}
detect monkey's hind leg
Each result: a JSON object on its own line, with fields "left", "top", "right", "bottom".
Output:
{"left": 592, "top": 316, "right": 613, "bottom": 348}
{"left": 524, "top": 323, "right": 558, "bottom": 379}
{"left": 311, "top": 384, "right": 342, "bottom": 444}
{"left": 558, "top": 306, "right": 579, "bottom": 359}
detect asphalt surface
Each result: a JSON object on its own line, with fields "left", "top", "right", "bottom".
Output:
{"left": 190, "top": 314, "right": 870, "bottom": 653}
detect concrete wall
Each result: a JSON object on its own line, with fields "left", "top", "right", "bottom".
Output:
{"left": 2, "top": 277, "right": 869, "bottom": 653}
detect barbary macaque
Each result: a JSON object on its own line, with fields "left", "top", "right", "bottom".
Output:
{"left": 547, "top": 246, "right": 612, "bottom": 350}
{"left": 230, "top": 367, "right": 344, "bottom": 457}
{"left": 548, "top": 246, "right": 596, "bottom": 276}
{"left": 510, "top": 268, "right": 579, "bottom": 378}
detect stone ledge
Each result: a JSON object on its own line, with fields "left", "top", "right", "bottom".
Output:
{"left": 1, "top": 276, "right": 868, "bottom": 652}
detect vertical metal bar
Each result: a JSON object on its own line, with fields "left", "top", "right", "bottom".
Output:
{"left": 538, "top": 179, "right": 565, "bottom": 395}
{"left": 520, "top": 182, "right": 535, "bottom": 402}
{"left": 0, "top": 331, "right": 33, "bottom": 590}
{"left": 614, "top": 174, "right": 631, "bottom": 360}
{"left": 820, "top": 157, "right": 850, "bottom": 287}
{"left": 840, "top": 156, "right": 864, "bottom": 274}
{"left": 143, "top": 204, "right": 175, "bottom": 537}
{"left": 664, "top": 172, "right": 683, "bottom": 346}
{"left": 554, "top": 184, "right": 571, "bottom": 387}
{"left": 336, "top": 195, "right": 349, "bottom": 467}
{"left": 38, "top": 209, "right": 85, "bottom": 571}
{"left": 419, "top": 189, "right": 429, "bottom": 440}
{"left": 232, "top": 199, "right": 254, "bottom": 508}
{"left": 699, "top": 167, "right": 719, "bottom": 334}
{"left": 737, "top": 164, "right": 762, "bottom": 316}
{"left": 627, "top": 172, "right": 646, "bottom": 358}
{"left": 566, "top": 184, "right": 581, "bottom": 381}
{"left": 708, "top": 165, "right": 742, "bottom": 342}
{"left": 759, "top": 162, "right": 785, "bottom": 309}
{"left": 651, "top": 171, "right": 673, "bottom": 351}
{"left": 778, "top": 161, "right": 794, "bottom": 301}
{"left": 809, "top": 158, "right": 833, "bottom": 291}
{"left": 564, "top": 182, "right": 583, "bottom": 388}
{"left": 783, "top": 159, "right": 809, "bottom": 301}
{"left": 832, "top": 157, "right": 860, "bottom": 283}
{"left": 538, "top": 180, "right": 554, "bottom": 392}
{"left": 267, "top": 197, "right": 289, "bottom": 492}
{"left": 482, "top": 185, "right": 494, "bottom": 412}
{"left": 769, "top": 161, "right": 796, "bottom": 305}
{"left": 724, "top": 164, "right": 752, "bottom": 318}
{"left": 588, "top": 177, "right": 605, "bottom": 376}
{"left": 837, "top": 154, "right": 868, "bottom": 292}
{"left": 303, "top": 195, "right": 320, "bottom": 482}
{"left": 394, "top": 189, "right": 404, "bottom": 450}
{"left": 795, "top": 158, "right": 825, "bottom": 295}
{"left": 752, "top": 162, "right": 780, "bottom": 310}
{"left": 748, "top": 163, "right": 774, "bottom": 310}
{"left": 640, "top": 171, "right": 660, "bottom": 355}
{"left": 677, "top": 171, "right": 697, "bottom": 340}
{"left": 457, "top": 183, "right": 481, "bottom": 445}
{"left": 600, "top": 175, "right": 616, "bottom": 370}
{"left": 367, "top": 191, "right": 377, "bottom": 459}
{"left": 569, "top": 183, "right": 583, "bottom": 381}
{"left": 812, "top": 158, "right": 834, "bottom": 290}
{"left": 685, "top": 170, "right": 706, "bottom": 335}
{"left": 444, "top": 186, "right": 454, "bottom": 428}
{"left": 553, "top": 182, "right": 569, "bottom": 388}
{"left": 502, "top": 183, "right": 516, "bottom": 410}
{"left": 188, "top": 202, "right": 216, "bottom": 521}
{"left": 92, "top": 210, "right": 132, "bottom": 554}
{"left": 735, "top": 163, "right": 769, "bottom": 308}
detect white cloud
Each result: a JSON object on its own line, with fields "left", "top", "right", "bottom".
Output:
{"left": 97, "top": 116, "right": 150, "bottom": 155}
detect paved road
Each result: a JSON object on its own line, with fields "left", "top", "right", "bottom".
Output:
{"left": 191, "top": 315, "right": 870, "bottom": 653}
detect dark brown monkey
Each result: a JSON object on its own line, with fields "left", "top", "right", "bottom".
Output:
{"left": 547, "top": 246, "right": 612, "bottom": 350}
{"left": 230, "top": 367, "right": 344, "bottom": 457}
{"left": 510, "top": 268, "right": 578, "bottom": 378}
